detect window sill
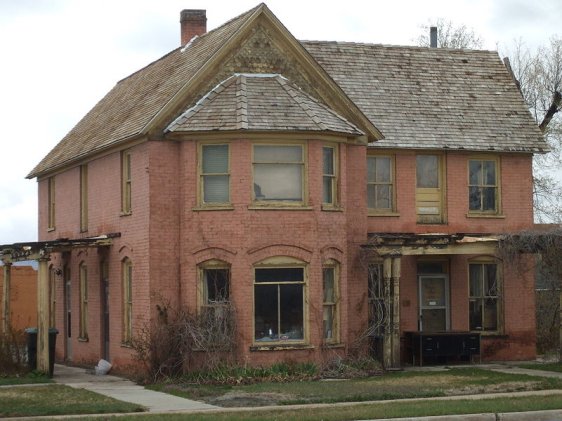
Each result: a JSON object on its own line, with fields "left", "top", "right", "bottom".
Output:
{"left": 47, "top": 227, "right": 55, "bottom": 232}
{"left": 248, "top": 205, "right": 313, "bottom": 211}
{"left": 368, "top": 211, "right": 400, "bottom": 217}
{"left": 322, "top": 342, "right": 345, "bottom": 349}
{"left": 250, "top": 343, "right": 314, "bottom": 352}
{"left": 321, "top": 205, "right": 343, "bottom": 212}
{"left": 474, "top": 332, "right": 507, "bottom": 338}
{"left": 120, "top": 341, "right": 133, "bottom": 348}
{"left": 77, "top": 337, "right": 89, "bottom": 342}
{"left": 192, "top": 205, "right": 234, "bottom": 211}
{"left": 120, "top": 211, "right": 132, "bottom": 217}
{"left": 466, "top": 213, "right": 505, "bottom": 219}
{"left": 80, "top": 229, "right": 88, "bottom": 234}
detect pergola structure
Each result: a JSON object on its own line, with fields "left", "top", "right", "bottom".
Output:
{"left": 1, "top": 233, "right": 119, "bottom": 373}
{"left": 361, "top": 233, "right": 499, "bottom": 369}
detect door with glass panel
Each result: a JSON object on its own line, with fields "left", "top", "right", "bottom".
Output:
{"left": 416, "top": 155, "right": 444, "bottom": 224}
{"left": 419, "top": 275, "right": 449, "bottom": 332}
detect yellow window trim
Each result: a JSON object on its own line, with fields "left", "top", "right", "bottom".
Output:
{"left": 467, "top": 155, "right": 501, "bottom": 216}
{"left": 197, "top": 141, "right": 231, "bottom": 207}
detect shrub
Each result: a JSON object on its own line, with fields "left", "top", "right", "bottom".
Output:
{"left": 0, "top": 326, "right": 28, "bottom": 375}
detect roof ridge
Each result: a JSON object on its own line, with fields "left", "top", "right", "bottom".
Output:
{"left": 236, "top": 75, "right": 249, "bottom": 130}
{"left": 276, "top": 76, "right": 327, "bottom": 131}
{"left": 165, "top": 75, "right": 238, "bottom": 132}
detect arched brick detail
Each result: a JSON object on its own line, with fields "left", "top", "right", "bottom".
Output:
{"left": 247, "top": 243, "right": 313, "bottom": 264}
{"left": 192, "top": 246, "right": 236, "bottom": 265}
{"left": 320, "top": 245, "right": 344, "bottom": 264}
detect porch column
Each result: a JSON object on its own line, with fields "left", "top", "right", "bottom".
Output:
{"left": 383, "top": 257, "right": 392, "bottom": 368}
{"left": 391, "top": 257, "right": 401, "bottom": 368}
{"left": 2, "top": 260, "right": 12, "bottom": 333}
{"left": 37, "top": 255, "right": 50, "bottom": 373}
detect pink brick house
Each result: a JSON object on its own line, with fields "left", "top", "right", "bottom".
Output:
{"left": 26, "top": 4, "right": 547, "bottom": 370}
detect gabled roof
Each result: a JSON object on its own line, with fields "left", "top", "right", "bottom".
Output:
{"left": 166, "top": 73, "right": 363, "bottom": 135}
{"left": 303, "top": 41, "right": 548, "bottom": 153}
{"left": 28, "top": 3, "right": 548, "bottom": 179}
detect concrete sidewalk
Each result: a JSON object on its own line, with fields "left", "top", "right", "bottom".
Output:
{"left": 52, "top": 364, "right": 218, "bottom": 412}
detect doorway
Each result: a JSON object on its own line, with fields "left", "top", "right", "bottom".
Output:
{"left": 63, "top": 265, "right": 72, "bottom": 361}
{"left": 418, "top": 274, "right": 450, "bottom": 332}
{"left": 100, "top": 260, "right": 110, "bottom": 361}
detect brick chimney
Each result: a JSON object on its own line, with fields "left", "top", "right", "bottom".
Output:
{"left": 180, "top": 9, "right": 207, "bottom": 45}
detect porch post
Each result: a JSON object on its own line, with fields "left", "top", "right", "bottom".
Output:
{"left": 37, "top": 255, "right": 50, "bottom": 373}
{"left": 391, "top": 257, "right": 401, "bottom": 368}
{"left": 2, "top": 260, "right": 12, "bottom": 333}
{"left": 383, "top": 257, "right": 392, "bottom": 369}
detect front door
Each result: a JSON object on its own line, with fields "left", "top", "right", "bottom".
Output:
{"left": 419, "top": 275, "right": 449, "bottom": 332}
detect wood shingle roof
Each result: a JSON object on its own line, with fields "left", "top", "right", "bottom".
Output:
{"left": 166, "top": 74, "right": 363, "bottom": 135}
{"left": 28, "top": 3, "right": 548, "bottom": 179}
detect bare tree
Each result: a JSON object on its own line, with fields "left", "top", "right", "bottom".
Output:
{"left": 416, "top": 19, "right": 483, "bottom": 49}
{"left": 505, "top": 37, "right": 562, "bottom": 222}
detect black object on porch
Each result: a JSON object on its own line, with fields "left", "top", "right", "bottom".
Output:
{"left": 405, "top": 331, "right": 481, "bottom": 366}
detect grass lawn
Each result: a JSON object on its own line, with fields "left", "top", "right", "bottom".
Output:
{"left": 0, "top": 371, "right": 52, "bottom": 386}
{"left": 79, "top": 393, "right": 562, "bottom": 421}
{"left": 0, "top": 384, "right": 145, "bottom": 418}
{"left": 517, "top": 362, "right": 562, "bottom": 373}
{"left": 149, "top": 367, "right": 562, "bottom": 407}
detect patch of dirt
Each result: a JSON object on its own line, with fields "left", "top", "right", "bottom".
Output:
{"left": 445, "top": 381, "right": 543, "bottom": 396}
{"left": 206, "top": 391, "right": 296, "bottom": 407}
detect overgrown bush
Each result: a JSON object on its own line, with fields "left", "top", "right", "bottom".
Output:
{"left": 0, "top": 326, "right": 28, "bottom": 375}
{"left": 131, "top": 301, "right": 238, "bottom": 382}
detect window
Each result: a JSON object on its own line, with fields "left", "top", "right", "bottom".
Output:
{"left": 415, "top": 154, "right": 444, "bottom": 224}
{"left": 122, "top": 259, "right": 133, "bottom": 344}
{"left": 323, "top": 262, "right": 339, "bottom": 342}
{"left": 80, "top": 164, "right": 88, "bottom": 232}
{"left": 200, "top": 144, "right": 230, "bottom": 205}
{"left": 121, "top": 150, "right": 132, "bottom": 214}
{"left": 48, "top": 176, "right": 55, "bottom": 229}
{"left": 254, "top": 261, "right": 305, "bottom": 343}
{"left": 469, "top": 262, "right": 500, "bottom": 332}
{"left": 367, "top": 156, "right": 394, "bottom": 212}
{"left": 322, "top": 146, "right": 337, "bottom": 206}
{"left": 368, "top": 263, "right": 385, "bottom": 338}
{"left": 199, "top": 262, "right": 230, "bottom": 316}
{"left": 253, "top": 144, "right": 304, "bottom": 203}
{"left": 49, "top": 266, "right": 56, "bottom": 328}
{"left": 79, "top": 263, "right": 88, "bottom": 339}
{"left": 469, "top": 158, "right": 499, "bottom": 213}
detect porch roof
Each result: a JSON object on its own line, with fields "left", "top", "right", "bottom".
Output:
{"left": 363, "top": 233, "right": 500, "bottom": 256}
{"left": 0, "top": 233, "right": 120, "bottom": 263}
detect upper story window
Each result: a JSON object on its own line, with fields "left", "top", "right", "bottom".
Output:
{"left": 121, "top": 150, "right": 132, "bottom": 214}
{"left": 468, "top": 158, "right": 499, "bottom": 214}
{"left": 48, "top": 176, "right": 56, "bottom": 230}
{"left": 367, "top": 155, "right": 394, "bottom": 212}
{"left": 322, "top": 146, "right": 338, "bottom": 207}
{"left": 80, "top": 164, "right": 88, "bottom": 232}
{"left": 469, "top": 261, "right": 501, "bottom": 332}
{"left": 200, "top": 144, "right": 230, "bottom": 206}
{"left": 415, "top": 154, "right": 444, "bottom": 224}
{"left": 253, "top": 144, "right": 305, "bottom": 204}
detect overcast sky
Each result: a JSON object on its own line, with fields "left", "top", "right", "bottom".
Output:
{"left": 0, "top": 0, "right": 560, "bottom": 244}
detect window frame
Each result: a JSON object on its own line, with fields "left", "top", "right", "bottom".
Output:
{"left": 47, "top": 176, "right": 56, "bottom": 230}
{"left": 251, "top": 142, "right": 307, "bottom": 207}
{"left": 121, "top": 150, "right": 132, "bottom": 215}
{"left": 468, "top": 260, "right": 502, "bottom": 334}
{"left": 322, "top": 145, "right": 338, "bottom": 209}
{"left": 49, "top": 265, "right": 56, "bottom": 328}
{"left": 322, "top": 260, "right": 340, "bottom": 344}
{"left": 253, "top": 257, "right": 308, "bottom": 345}
{"left": 198, "top": 260, "right": 231, "bottom": 315}
{"left": 78, "top": 262, "right": 88, "bottom": 340}
{"left": 122, "top": 258, "right": 133, "bottom": 345}
{"left": 467, "top": 156, "right": 501, "bottom": 216}
{"left": 80, "top": 164, "right": 88, "bottom": 232}
{"left": 367, "top": 154, "right": 397, "bottom": 215}
{"left": 198, "top": 142, "right": 231, "bottom": 208}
